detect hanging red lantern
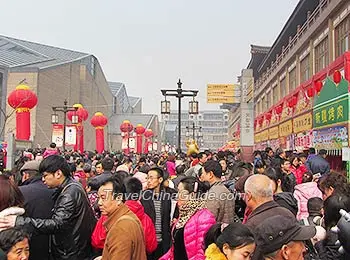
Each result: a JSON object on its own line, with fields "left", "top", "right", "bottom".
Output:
{"left": 275, "top": 105, "right": 283, "bottom": 115}
{"left": 265, "top": 112, "right": 272, "bottom": 121}
{"left": 314, "top": 81, "right": 323, "bottom": 94}
{"left": 67, "top": 104, "right": 89, "bottom": 123}
{"left": 288, "top": 96, "right": 297, "bottom": 108}
{"left": 254, "top": 119, "right": 257, "bottom": 128}
{"left": 333, "top": 70, "right": 342, "bottom": 84}
{"left": 306, "top": 86, "right": 315, "bottom": 98}
{"left": 120, "top": 120, "right": 133, "bottom": 133}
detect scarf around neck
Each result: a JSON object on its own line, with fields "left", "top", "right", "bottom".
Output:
{"left": 176, "top": 199, "right": 206, "bottom": 229}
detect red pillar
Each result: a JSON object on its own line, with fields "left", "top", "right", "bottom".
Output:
{"left": 136, "top": 134, "right": 143, "bottom": 154}
{"left": 16, "top": 108, "right": 31, "bottom": 140}
{"left": 95, "top": 127, "right": 104, "bottom": 153}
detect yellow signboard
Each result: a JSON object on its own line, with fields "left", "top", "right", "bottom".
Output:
{"left": 207, "top": 97, "right": 237, "bottom": 103}
{"left": 269, "top": 126, "right": 279, "bottom": 140}
{"left": 279, "top": 120, "right": 293, "bottom": 137}
{"left": 207, "top": 84, "right": 239, "bottom": 104}
{"left": 260, "top": 130, "right": 269, "bottom": 142}
{"left": 293, "top": 113, "right": 312, "bottom": 133}
{"left": 255, "top": 132, "right": 261, "bottom": 143}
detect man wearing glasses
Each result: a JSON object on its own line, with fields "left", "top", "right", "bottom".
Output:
{"left": 0, "top": 155, "right": 96, "bottom": 260}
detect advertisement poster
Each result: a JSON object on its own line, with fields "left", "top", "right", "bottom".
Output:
{"left": 52, "top": 124, "right": 76, "bottom": 147}
{"left": 295, "top": 131, "right": 313, "bottom": 151}
{"left": 312, "top": 126, "right": 348, "bottom": 150}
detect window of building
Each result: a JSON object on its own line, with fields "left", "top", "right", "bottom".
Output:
{"left": 289, "top": 68, "right": 297, "bottom": 92}
{"left": 280, "top": 77, "right": 287, "bottom": 98}
{"left": 262, "top": 95, "right": 267, "bottom": 112}
{"left": 335, "top": 17, "right": 349, "bottom": 58}
{"left": 300, "top": 55, "right": 310, "bottom": 83}
{"left": 90, "top": 56, "right": 96, "bottom": 77}
{"left": 272, "top": 85, "right": 279, "bottom": 105}
{"left": 112, "top": 96, "right": 117, "bottom": 114}
{"left": 266, "top": 91, "right": 271, "bottom": 109}
{"left": 315, "top": 37, "right": 329, "bottom": 72}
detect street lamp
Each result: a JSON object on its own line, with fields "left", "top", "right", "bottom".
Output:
{"left": 186, "top": 122, "right": 202, "bottom": 144}
{"left": 51, "top": 100, "right": 78, "bottom": 152}
{"left": 160, "top": 79, "right": 199, "bottom": 153}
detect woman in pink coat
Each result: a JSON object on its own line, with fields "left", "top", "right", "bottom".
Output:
{"left": 160, "top": 177, "right": 216, "bottom": 260}
{"left": 293, "top": 172, "right": 323, "bottom": 220}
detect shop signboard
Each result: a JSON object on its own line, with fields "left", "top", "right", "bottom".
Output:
{"left": 312, "top": 126, "right": 348, "bottom": 150}
{"left": 313, "top": 77, "right": 349, "bottom": 128}
{"left": 255, "top": 141, "right": 268, "bottom": 151}
{"left": 254, "top": 132, "right": 261, "bottom": 143}
{"left": 294, "top": 87, "right": 312, "bottom": 116}
{"left": 313, "top": 96, "right": 348, "bottom": 128}
{"left": 268, "top": 138, "right": 281, "bottom": 151}
{"left": 279, "top": 120, "right": 293, "bottom": 137}
{"left": 280, "top": 99, "right": 293, "bottom": 122}
{"left": 295, "top": 131, "right": 313, "bottom": 151}
{"left": 260, "top": 130, "right": 269, "bottom": 142}
{"left": 207, "top": 84, "right": 240, "bottom": 104}
{"left": 270, "top": 109, "right": 280, "bottom": 126}
{"left": 269, "top": 126, "right": 279, "bottom": 140}
{"left": 293, "top": 113, "right": 312, "bottom": 133}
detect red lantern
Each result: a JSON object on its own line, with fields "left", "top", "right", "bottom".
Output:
{"left": 333, "top": 70, "right": 342, "bottom": 84}
{"left": 144, "top": 129, "right": 153, "bottom": 154}
{"left": 306, "top": 86, "right": 315, "bottom": 98}
{"left": 314, "top": 81, "right": 323, "bottom": 94}
{"left": 120, "top": 120, "right": 133, "bottom": 154}
{"left": 90, "top": 112, "right": 108, "bottom": 153}
{"left": 67, "top": 104, "right": 89, "bottom": 152}
{"left": 288, "top": 96, "right": 297, "bottom": 108}
{"left": 275, "top": 105, "right": 283, "bottom": 115}
{"left": 7, "top": 84, "right": 38, "bottom": 140}
{"left": 265, "top": 112, "right": 272, "bottom": 121}
{"left": 135, "top": 124, "right": 145, "bottom": 154}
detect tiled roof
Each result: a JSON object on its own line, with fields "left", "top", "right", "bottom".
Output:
{"left": 0, "top": 35, "right": 90, "bottom": 69}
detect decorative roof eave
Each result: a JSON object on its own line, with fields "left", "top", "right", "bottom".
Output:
{"left": 250, "top": 44, "right": 271, "bottom": 54}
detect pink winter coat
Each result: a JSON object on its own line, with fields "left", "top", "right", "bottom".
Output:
{"left": 160, "top": 208, "right": 216, "bottom": 260}
{"left": 293, "top": 182, "right": 322, "bottom": 220}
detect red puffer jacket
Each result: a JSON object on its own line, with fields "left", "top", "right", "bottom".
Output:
{"left": 91, "top": 200, "right": 157, "bottom": 254}
{"left": 125, "top": 200, "right": 158, "bottom": 254}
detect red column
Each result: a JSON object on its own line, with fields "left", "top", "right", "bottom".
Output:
{"left": 136, "top": 134, "right": 143, "bottom": 154}
{"left": 95, "top": 127, "right": 104, "bottom": 153}
{"left": 16, "top": 108, "right": 31, "bottom": 140}
{"left": 344, "top": 52, "right": 350, "bottom": 82}
{"left": 144, "top": 138, "right": 149, "bottom": 154}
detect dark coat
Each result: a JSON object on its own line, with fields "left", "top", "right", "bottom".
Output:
{"left": 19, "top": 177, "right": 55, "bottom": 260}
{"left": 274, "top": 192, "right": 298, "bottom": 216}
{"left": 245, "top": 200, "right": 295, "bottom": 230}
{"left": 271, "top": 155, "right": 284, "bottom": 168}
{"left": 141, "top": 189, "right": 172, "bottom": 254}
{"left": 16, "top": 178, "right": 96, "bottom": 260}
{"left": 306, "top": 155, "right": 330, "bottom": 175}
{"left": 246, "top": 201, "right": 295, "bottom": 260}
{"left": 315, "top": 231, "right": 347, "bottom": 260}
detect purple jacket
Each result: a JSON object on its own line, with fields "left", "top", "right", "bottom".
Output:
{"left": 293, "top": 182, "right": 322, "bottom": 220}
{"left": 160, "top": 208, "right": 216, "bottom": 260}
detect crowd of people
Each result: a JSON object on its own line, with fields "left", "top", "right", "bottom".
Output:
{"left": 0, "top": 143, "right": 349, "bottom": 260}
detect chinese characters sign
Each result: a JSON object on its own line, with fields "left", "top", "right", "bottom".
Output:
{"left": 295, "top": 131, "right": 313, "bottom": 150}
{"left": 293, "top": 113, "right": 312, "bottom": 133}
{"left": 279, "top": 120, "right": 293, "bottom": 137}
{"left": 269, "top": 126, "right": 279, "bottom": 140}
{"left": 313, "top": 97, "right": 348, "bottom": 128}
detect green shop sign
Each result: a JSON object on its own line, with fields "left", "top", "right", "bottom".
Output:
{"left": 313, "top": 76, "right": 349, "bottom": 128}
{"left": 313, "top": 96, "right": 349, "bottom": 128}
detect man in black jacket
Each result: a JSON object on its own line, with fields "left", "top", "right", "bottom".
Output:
{"left": 306, "top": 149, "right": 330, "bottom": 176}
{"left": 19, "top": 160, "right": 55, "bottom": 260}
{"left": 0, "top": 155, "right": 96, "bottom": 260}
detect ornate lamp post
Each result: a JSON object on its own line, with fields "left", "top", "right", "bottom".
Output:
{"left": 135, "top": 124, "right": 146, "bottom": 154}
{"left": 144, "top": 129, "right": 153, "bottom": 154}
{"left": 67, "top": 104, "right": 88, "bottom": 153}
{"left": 8, "top": 83, "right": 38, "bottom": 140}
{"left": 90, "top": 112, "right": 108, "bottom": 153}
{"left": 160, "top": 79, "right": 199, "bottom": 153}
{"left": 120, "top": 120, "right": 133, "bottom": 154}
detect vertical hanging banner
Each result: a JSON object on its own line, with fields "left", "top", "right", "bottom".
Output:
{"left": 51, "top": 124, "right": 76, "bottom": 148}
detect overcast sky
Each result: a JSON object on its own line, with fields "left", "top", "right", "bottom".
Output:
{"left": 1, "top": 0, "right": 298, "bottom": 115}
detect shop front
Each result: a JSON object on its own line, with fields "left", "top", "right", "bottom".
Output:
{"left": 312, "top": 71, "right": 349, "bottom": 171}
